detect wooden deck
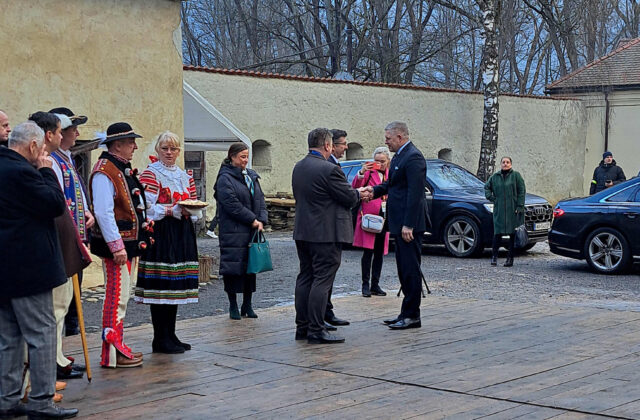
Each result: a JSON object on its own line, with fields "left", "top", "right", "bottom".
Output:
{"left": 59, "top": 294, "right": 640, "bottom": 419}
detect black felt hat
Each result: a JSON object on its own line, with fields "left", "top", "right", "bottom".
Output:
{"left": 49, "top": 107, "right": 88, "bottom": 126}
{"left": 101, "top": 122, "right": 143, "bottom": 145}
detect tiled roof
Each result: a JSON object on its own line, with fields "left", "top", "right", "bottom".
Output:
{"left": 184, "top": 65, "right": 563, "bottom": 100}
{"left": 546, "top": 38, "right": 640, "bottom": 92}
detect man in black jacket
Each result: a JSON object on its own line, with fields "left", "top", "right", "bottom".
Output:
{"left": 322, "top": 129, "right": 351, "bottom": 328}
{"left": 363, "top": 121, "right": 428, "bottom": 330}
{"left": 292, "top": 128, "right": 360, "bottom": 344}
{"left": 590, "top": 151, "right": 626, "bottom": 195}
{"left": 0, "top": 122, "right": 78, "bottom": 419}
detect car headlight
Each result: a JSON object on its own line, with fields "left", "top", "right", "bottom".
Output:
{"left": 483, "top": 204, "right": 494, "bottom": 213}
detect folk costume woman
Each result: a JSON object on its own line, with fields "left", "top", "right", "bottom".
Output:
{"left": 214, "top": 142, "right": 268, "bottom": 320}
{"left": 136, "top": 132, "right": 201, "bottom": 354}
{"left": 484, "top": 156, "right": 526, "bottom": 267}
{"left": 352, "top": 147, "right": 390, "bottom": 297}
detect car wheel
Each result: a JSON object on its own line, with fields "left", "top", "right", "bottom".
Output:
{"left": 443, "top": 215, "right": 481, "bottom": 257}
{"left": 584, "top": 227, "right": 631, "bottom": 274}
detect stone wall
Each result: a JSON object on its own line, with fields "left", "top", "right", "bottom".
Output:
{"left": 0, "top": 0, "right": 184, "bottom": 171}
{"left": 185, "top": 69, "right": 587, "bottom": 212}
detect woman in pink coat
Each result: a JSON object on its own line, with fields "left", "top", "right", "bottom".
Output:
{"left": 352, "top": 146, "right": 391, "bottom": 297}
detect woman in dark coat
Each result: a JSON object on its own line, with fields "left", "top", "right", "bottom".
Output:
{"left": 214, "top": 143, "right": 268, "bottom": 319}
{"left": 484, "top": 156, "right": 525, "bottom": 267}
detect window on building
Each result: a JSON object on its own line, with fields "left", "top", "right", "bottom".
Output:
{"left": 346, "top": 142, "right": 365, "bottom": 160}
{"left": 252, "top": 139, "right": 271, "bottom": 168}
{"left": 438, "top": 148, "right": 453, "bottom": 161}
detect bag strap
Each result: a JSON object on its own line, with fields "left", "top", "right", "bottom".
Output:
{"left": 250, "top": 230, "right": 266, "bottom": 244}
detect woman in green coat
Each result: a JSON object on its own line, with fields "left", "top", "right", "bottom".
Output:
{"left": 484, "top": 156, "right": 525, "bottom": 267}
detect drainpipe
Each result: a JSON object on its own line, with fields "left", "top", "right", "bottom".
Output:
{"left": 604, "top": 89, "right": 610, "bottom": 153}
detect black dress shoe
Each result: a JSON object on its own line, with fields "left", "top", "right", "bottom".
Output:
{"left": 325, "top": 316, "right": 350, "bottom": 326}
{"left": 307, "top": 330, "right": 345, "bottom": 344}
{"left": 56, "top": 365, "right": 83, "bottom": 380}
{"left": 362, "top": 283, "right": 371, "bottom": 297}
{"left": 0, "top": 404, "right": 26, "bottom": 418}
{"left": 26, "top": 404, "right": 78, "bottom": 419}
{"left": 370, "top": 285, "right": 386, "bottom": 296}
{"left": 69, "top": 363, "right": 85, "bottom": 372}
{"left": 323, "top": 322, "right": 337, "bottom": 331}
{"left": 295, "top": 329, "right": 307, "bottom": 340}
{"left": 504, "top": 256, "right": 514, "bottom": 267}
{"left": 388, "top": 318, "right": 422, "bottom": 330}
{"left": 490, "top": 255, "right": 497, "bottom": 266}
{"left": 383, "top": 316, "right": 401, "bottom": 325}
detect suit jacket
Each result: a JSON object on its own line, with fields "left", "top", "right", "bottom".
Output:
{"left": 373, "top": 142, "right": 428, "bottom": 235}
{"left": 292, "top": 153, "right": 359, "bottom": 244}
{"left": 0, "top": 147, "right": 67, "bottom": 299}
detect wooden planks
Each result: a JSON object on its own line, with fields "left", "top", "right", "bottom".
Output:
{"left": 59, "top": 296, "right": 640, "bottom": 419}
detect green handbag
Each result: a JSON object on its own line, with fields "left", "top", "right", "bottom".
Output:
{"left": 246, "top": 230, "right": 273, "bottom": 274}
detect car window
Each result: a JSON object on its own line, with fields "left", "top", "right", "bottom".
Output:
{"left": 428, "top": 163, "right": 484, "bottom": 189}
{"left": 606, "top": 186, "right": 637, "bottom": 202}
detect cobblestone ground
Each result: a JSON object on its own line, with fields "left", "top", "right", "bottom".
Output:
{"left": 78, "top": 232, "right": 640, "bottom": 333}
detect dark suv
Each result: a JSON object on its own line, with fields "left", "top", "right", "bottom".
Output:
{"left": 341, "top": 159, "right": 552, "bottom": 257}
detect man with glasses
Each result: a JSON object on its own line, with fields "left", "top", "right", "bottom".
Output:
{"left": 323, "top": 129, "right": 351, "bottom": 329}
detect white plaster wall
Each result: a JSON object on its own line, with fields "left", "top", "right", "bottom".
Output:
{"left": 571, "top": 90, "right": 640, "bottom": 193}
{"left": 185, "top": 70, "right": 587, "bottom": 206}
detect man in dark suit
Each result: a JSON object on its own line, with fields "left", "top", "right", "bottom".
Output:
{"left": 322, "top": 129, "right": 351, "bottom": 329}
{"left": 0, "top": 122, "right": 79, "bottom": 418}
{"left": 363, "top": 121, "right": 427, "bottom": 330}
{"left": 292, "top": 128, "right": 360, "bottom": 344}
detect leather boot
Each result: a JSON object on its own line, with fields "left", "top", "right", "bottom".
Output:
{"left": 491, "top": 255, "right": 497, "bottom": 266}
{"left": 228, "top": 292, "right": 241, "bottom": 320}
{"left": 167, "top": 305, "right": 191, "bottom": 351}
{"left": 240, "top": 293, "right": 258, "bottom": 318}
{"left": 504, "top": 256, "right": 514, "bottom": 267}
{"left": 370, "top": 279, "right": 386, "bottom": 296}
{"left": 151, "top": 305, "right": 184, "bottom": 354}
{"left": 362, "top": 281, "right": 371, "bottom": 297}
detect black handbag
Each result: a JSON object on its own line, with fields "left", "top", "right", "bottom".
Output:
{"left": 514, "top": 224, "right": 529, "bottom": 249}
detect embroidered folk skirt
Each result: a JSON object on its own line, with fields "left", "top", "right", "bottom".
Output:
{"left": 135, "top": 217, "right": 199, "bottom": 305}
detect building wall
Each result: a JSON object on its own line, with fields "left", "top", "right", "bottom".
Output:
{"left": 186, "top": 70, "right": 587, "bottom": 210}
{"left": 570, "top": 91, "right": 640, "bottom": 192}
{"left": 0, "top": 0, "right": 184, "bottom": 171}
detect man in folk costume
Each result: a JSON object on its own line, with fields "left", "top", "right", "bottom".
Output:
{"left": 90, "top": 122, "right": 153, "bottom": 368}
{"left": 49, "top": 107, "right": 93, "bottom": 338}
{"left": 43, "top": 112, "right": 93, "bottom": 381}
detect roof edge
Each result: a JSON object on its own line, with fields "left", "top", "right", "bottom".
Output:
{"left": 184, "top": 65, "right": 568, "bottom": 101}
{"left": 546, "top": 37, "right": 640, "bottom": 90}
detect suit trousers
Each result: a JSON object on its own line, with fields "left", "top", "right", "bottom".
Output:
{"left": 295, "top": 241, "right": 342, "bottom": 335}
{"left": 393, "top": 233, "right": 424, "bottom": 319}
{"left": 52, "top": 278, "right": 73, "bottom": 367}
{"left": 0, "top": 290, "right": 56, "bottom": 411}
{"left": 324, "top": 243, "right": 342, "bottom": 320}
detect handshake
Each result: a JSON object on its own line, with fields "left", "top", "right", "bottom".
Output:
{"left": 357, "top": 186, "right": 374, "bottom": 202}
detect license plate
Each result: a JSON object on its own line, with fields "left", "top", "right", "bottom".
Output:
{"left": 534, "top": 221, "right": 551, "bottom": 231}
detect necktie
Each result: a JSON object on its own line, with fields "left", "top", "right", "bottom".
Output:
{"left": 243, "top": 171, "right": 254, "bottom": 196}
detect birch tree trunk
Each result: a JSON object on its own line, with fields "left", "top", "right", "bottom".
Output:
{"left": 476, "top": 0, "right": 500, "bottom": 182}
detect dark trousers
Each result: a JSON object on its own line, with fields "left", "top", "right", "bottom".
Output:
{"left": 295, "top": 241, "right": 342, "bottom": 335}
{"left": 393, "top": 233, "right": 423, "bottom": 319}
{"left": 324, "top": 243, "right": 342, "bottom": 320}
{"left": 65, "top": 270, "right": 82, "bottom": 334}
{"left": 0, "top": 290, "right": 56, "bottom": 411}
{"left": 361, "top": 232, "right": 385, "bottom": 286}
{"left": 492, "top": 234, "right": 515, "bottom": 258}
